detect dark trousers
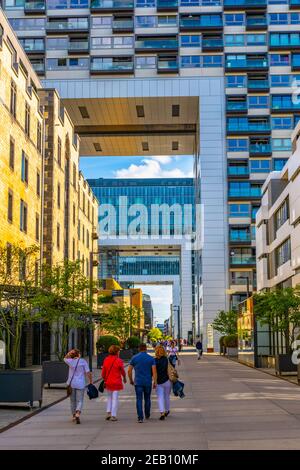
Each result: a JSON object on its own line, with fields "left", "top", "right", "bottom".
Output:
{"left": 135, "top": 385, "right": 152, "bottom": 420}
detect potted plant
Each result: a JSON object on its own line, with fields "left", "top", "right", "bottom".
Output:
{"left": 212, "top": 309, "right": 238, "bottom": 354}
{"left": 96, "top": 335, "right": 120, "bottom": 368}
{"left": 32, "top": 260, "right": 91, "bottom": 387}
{"left": 219, "top": 336, "right": 226, "bottom": 355}
{"left": 224, "top": 334, "right": 238, "bottom": 356}
{"left": 254, "top": 287, "right": 300, "bottom": 375}
{"left": 121, "top": 335, "right": 140, "bottom": 359}
{"left": 0, "top": 245, "right": 43, "bottom": 407}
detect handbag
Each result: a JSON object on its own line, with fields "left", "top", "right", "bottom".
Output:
{"left": 66, "top": 358, "right": 80, "bottom": 397}
{"left": 167, "top": 361, "right": 179, "bottom": 383}
{"left": 98, "top": 357, "right": 117, "bottom": 393}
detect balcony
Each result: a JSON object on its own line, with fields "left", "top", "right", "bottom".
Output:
{"left": 90, "top": 0, "right": 134, "bottom": 12}
{"left": 31, "top": 61, "right": 45, "bottom": 75}
{"left": 112, "top": 19, "right": 134, "bottom": 33}
{"left": 269, "top": 34, "right": 300, "bottom": 51}
{"left": 249, "top": 143, "right": 272, "bottom": 156}
{"left": 292, "top": 54, "right": 300, "bottom": 70}
{"left": 68, "top": 41, "right": 89, "bottom": 54}
{"left": 229, "top": 186, "right": 262, "bottom": 199}
{"left": 24, "top": 1, "right": 45, "bottom": 13}
{"left": 202, "top": 37, "right": 223, "bottom": 51}
{"left": 290, "top": 0, "right": 300, "bottom": 8}
{"left": 247, "top": 79, "right": 269, "bottom": 93}
{"left": 229, "top": 231, "right": 252, "bottom": 244}
{"left": 180, "top": 15, "right": 223, "bottom": 32}
{"left": 157, "top": 0, "right": 178, "bottom": 11}
{"left": 246, "top": 16, "right": 268, "bottom": 30}
{"left": 226, "top": 100, "right": 248, "bottom": 114}
{"left": 46, "top": 20, "right": 89, "bottom": 34}
{"left": 227, "top": 119, "right": 270, "bottom": 135}
{"left": 228, "top": 166, "right": 249, "bottom": 178}
{"left": 157, "top": 58, "right": 179, "bottom": 73}
{"left": 224, "top": 0, "right": 266, "bottom": 9}
{"left": 230, "top": 255, "right": 256, "bottom": 266}
{"left": 135, "top": 37, "right": 178, "bottom": 53}
{"left": 226, "top": 57, "right": 268, "bottom": 72}
{"left": 21, "top": 42, "right": 45, "bottom": 54}
{"left": 90, "top": 58, "right": 134, "bottom": 74}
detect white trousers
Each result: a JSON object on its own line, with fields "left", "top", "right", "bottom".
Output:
{"left": 106, "top": 390, "right": 119, "bottom": 417}
{"left": 156, "top": 380, "right": 172, "bottom": 413}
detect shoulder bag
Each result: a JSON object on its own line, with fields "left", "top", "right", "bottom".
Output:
{"left": 99, "top": 357, "right": 117, "bottom": 393}
{"left": 168, "top": 361, "right": 179, "bottom": 384}
{"left": 66, "top": 358, "right": 80, "bottom": 397}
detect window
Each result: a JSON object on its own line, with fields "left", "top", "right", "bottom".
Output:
{"left": 47, "top": 37, "right": 68, "bottom": 50}
{"left": 181, "top": 35, "right": 201, "bottom": 48}
{"left": 226, "top": 75, "right": 246, "bottom": 88}
{"left": 57, "top": 223, "right": 60, "bottom": 249}
{"left": 270, "top": 75, "right": 291, "bottom": 87}
{"left": 37, "top": 121, "right": 42, "bottom": 153}
{"left": 25, "top": 102, "right": 30, "bottom": 137}
{"left": 37, "top": 170, "right": 41, "bottom": 197}
{"left": 35, "top": 213, "right": 40, "bottom": 241}
{"left": 69, "top": 58, "right": 89, "bottom": 69}
{"left": 9, "top": 137, "right": 15, "bottom": 170}
{"left": 47, "top": 58, "right": 67, "bottom": 70}
{"left": 270, "top": 54, "right": 290, "bottom": 66}
{"left": 73, "top": 162, "right": 76, "bottom": 187}
{"left": 248, "top": 96, "right": 268, "bottom": 109}
{"left": 247, "top": 34, "right": 266, "bottom": 46}
{"left": 249, "top": 159, "right": 271, "bottom": 173}
{"left": 92, "top": 16, "right": 112, "bottom": 28}
{"left": 57, "top": 183, "right": 61, "bottom": 208}
{"left": 20, "top": 199, "right": 28, "bottom": 233}
{"left": 9, "top": 17, "right": 46, "bottom": 31}
{"left": 275, "top": 198, "right": 289, "bottom": 232}
{"left": 274, "top": 159, "right": 288, "bottom": 171}
{"left": 157, "top": 16, "right": 177, "bottom": 27}
{"left": 269, "top": 13, "right": 289, "bottom": 25}
{"left": 87, "top": 229, "right": 90, "bottom": 249}
{"left": 276, "top": 238, "right": 291, "bottom": 268}
{"left": 181, "top": 56, "right": 201, "bottom": 68}
{"left": 272, "top": 138, "right": 292, "bottom": 151}
{"left": 72, "top": 238, "right": 75, "bottom": 261}
{"left": 136, "top": 16, "right": 156, "bottom": 28}
{"left": 57, "top": 136, "right": 62, "bottom": 166}
{"left": 10, "top": 80, "right": 17, "bottom": 118}
{"left": 227, "top": 138, "right": 248, "bottom": 152}
{"left": 136, "top": 0, "right": 155, "bottom": 5}
{"left": 21, "top": 151, "right": 28, "bottom": 184}
{"left": 229, "top": 203, "right": 250, "bottom": 218}
{"left": 202, "top": 55, "right": 222, "bottom": 67}
{"left": 73, "top": 203, "right": 76, "bottom": 226}
{"left": 5, "top": 0, "right": 25, "bottom": 8}
{"left": 8, "top": 190, "right": 13, "bottom": 223}
{"left": 6, "top": 243, "right": 12, "bottom": 276}
{"left": 225, "top": 14, "right": 245, "bottom": 26}
{"left": 19, "top": 252, "right": 26, "bottom": 281}
{"left": 92, "top": 36, "right": 133, "bottom": 49}
{"left": 135, "top": 56, "right": 156, "bottom": 69}
{"left": 19, "top": 37, "right": 44, "bottom": 52}
{"left": 225, "top": 35, "right": 245, "bottom": 47}
{"left": 272, "top": 117, "right": 293, "bottom": 130}
{"left": 291, "top": 13, "right": 300, "bottom": 24}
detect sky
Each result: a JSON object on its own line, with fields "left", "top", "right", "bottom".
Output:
{"left": 80, "top": 154, "right": 194, "bottom": 325}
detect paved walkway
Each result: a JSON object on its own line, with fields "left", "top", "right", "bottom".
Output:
{"left": 2, "top": 353, "right": 300, "bottom": 449}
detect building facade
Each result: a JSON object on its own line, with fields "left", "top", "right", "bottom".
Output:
{"left": 88, "top": 177, "right": 195, "bottom": 342}
{"left": 256, "top": 121, "right": 300, "bottom": 291}
{"left": 142, "top": 293, "right": 154, "bottom": 329}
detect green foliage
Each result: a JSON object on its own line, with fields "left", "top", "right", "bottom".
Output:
{"left": 253, "top": 286, "right": 300, "bottom": 351}
{"left": 223, "top": 334, "right": 238, "bottom": 348}
{"left": 96, "top": 335, "right": 120, "bottom": 353}
{"left": 219, "top": 335, "right": 226, "bottom": 355}
{"left": 148, "top": 327, "right": 163, "bottom": 343}
{"left": 212, "top": 310, "right": 238, "bottom": 336}
{"left": 100, "top": 302, "right": 140, "bottom": 344}
{"left": 126, "top": 336, "right": 141, "bottom": 349}
{"left": 0, "top": 244, "right": 42, "bottom": 369}
{"left": 98, "top": 295, "right": 113, "bottom": 304}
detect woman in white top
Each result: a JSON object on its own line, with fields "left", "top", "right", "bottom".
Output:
{"left": 64, "top": 349, "right": 92, "bottom": 424}
{"left": 167, "top": 340, "right": 179, "bottom": 367}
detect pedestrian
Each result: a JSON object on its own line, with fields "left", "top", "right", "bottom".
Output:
{"left": 128, "top": 343, "right": 157, "bottom": 423}
{"left": 102, "top": 345, "right": 126, "bottom": 422}
{"left": 195, "top": 339, "right": 203, "bottom": 360}
{"left": 167, "top": 340, "right": 179, "bottom": 367}
{"left": 64, "top": 348, "right": 92, "bottom": 424}
{"left": 155, "top": 345, "right": 172, "bottom": 421}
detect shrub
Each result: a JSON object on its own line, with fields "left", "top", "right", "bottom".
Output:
{"left": 126, "top": 336, "right": 141, "bottom": 349}
{"left": 96, "top": 335, "right": 120, "bottom": 353}
{"left": 223, "top": 334, "right": 238, "bottom": 348}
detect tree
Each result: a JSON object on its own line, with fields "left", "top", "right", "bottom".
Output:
{"left": 212, "top": 310, "right": 238, "bottom": 336}
{"left": 254, "top": 286, "right": 300, "bottom": 352}
{"left": 148, "top": 327, "right": 163, "bottom": 343}
{"left": 99, "top": 302, "right": 140, "bottom": 346}
{"left": 31, "top": 260, "right": 92, "bottom": 361}
{"left": 0, "top": 244, "right": 42, "bottom": 369}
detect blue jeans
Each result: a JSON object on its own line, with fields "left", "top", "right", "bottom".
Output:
{"left": 135, "top": 385, "right": 152, "bottom": 420}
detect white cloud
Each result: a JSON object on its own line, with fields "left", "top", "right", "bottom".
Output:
{"left": 114, "top": 158, "right": 193, "bottom": 179}
{"left": 151, "top": 155, "right": 172, "bottom": 164}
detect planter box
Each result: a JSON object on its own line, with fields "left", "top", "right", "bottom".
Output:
{"left": 275, "top": 354, "right": 297, "bottom": 375}
{"left": 119, "top": 349, "right": 133, "bottom": 361}
{"left": 0, "top": 369, "right": 43, "bottom": 408}
{"left": 97, "top": 352, "right": 109, "bottom": 369}
{"left": 42, "top": 361, "right": 68, "bottom": 387}
{"left": 226, "top": 347, "right": 238, "bottom": 357}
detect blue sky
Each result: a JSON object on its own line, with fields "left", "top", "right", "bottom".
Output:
{"left": 79, "top": 155, "right": 194, "bottom": 179}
